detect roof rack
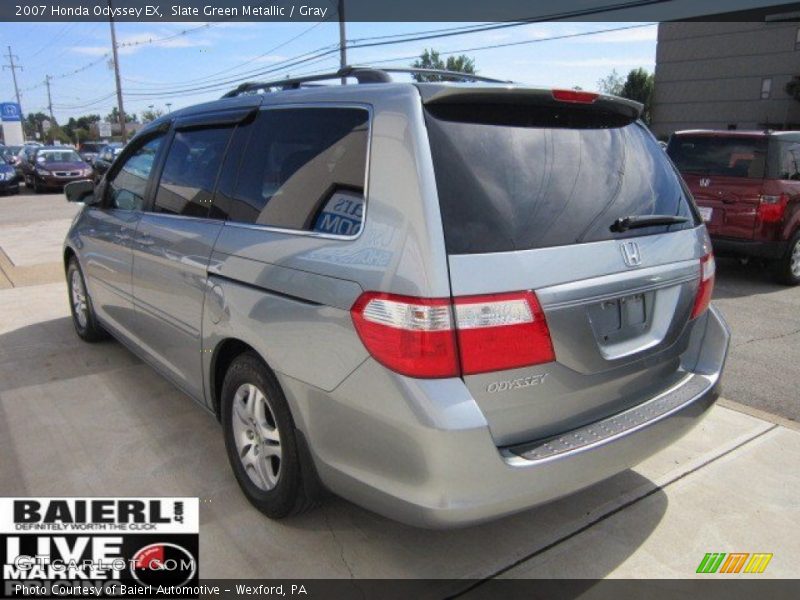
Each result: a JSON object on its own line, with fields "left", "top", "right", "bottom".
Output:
{"left": 221, "top": 66, "right": 511, "bottom": 98}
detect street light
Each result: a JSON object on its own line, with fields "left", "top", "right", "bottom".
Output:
{"left": 166, "top": 102, "right": 172, "bottom": 113}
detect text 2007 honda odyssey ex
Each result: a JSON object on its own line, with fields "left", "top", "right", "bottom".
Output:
{"left": 63, "top": 67, "right": 730, "bottom": 528}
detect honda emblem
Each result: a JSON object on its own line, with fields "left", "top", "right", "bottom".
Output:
{"left": 699, "top": 178, "right": 711, "bottom": 187}
{"left": 620, "top": 241, "right": 642, "bottom": 267}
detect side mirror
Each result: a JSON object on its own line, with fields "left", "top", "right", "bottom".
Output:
{"left": 65, "top": 180, "right": 97, "bottom": 204}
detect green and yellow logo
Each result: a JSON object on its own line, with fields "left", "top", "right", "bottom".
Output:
{"left": 696, "top": 552, "right": 773, "bottom": 574}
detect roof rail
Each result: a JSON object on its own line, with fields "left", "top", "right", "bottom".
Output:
{"left": 220, "top": 65, "right": 510, "bottom": 98}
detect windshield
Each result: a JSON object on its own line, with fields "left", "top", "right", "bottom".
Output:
{"left": 425, "top": 105, "right": 697, "bottom": 254}
{"left": 667, "top": 135, "right": 768, "bottom": 178}
{"left": 38, "top": 150, "right": 82, "bottom": 163}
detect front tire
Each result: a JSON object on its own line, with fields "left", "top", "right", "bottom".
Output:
{"left": 221, "top": 352, "right": 315, "bottom": 519}
{"left": 66, "top": 258, "right": 107, "bottom": 342}
{"left": 773, "top": 232, "right": 800, "bottom": 286}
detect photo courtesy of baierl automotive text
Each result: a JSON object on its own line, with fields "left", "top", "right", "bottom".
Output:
{"left": 0, "top": 0, "right": 799, "bottom": 598}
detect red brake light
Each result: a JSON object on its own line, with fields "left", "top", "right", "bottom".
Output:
{"left": 350, "top": 292, "right": 459, "bottom": 378}
{"left": 552, "top": 89, "right": 599, "bottom": 104}
{"left": 758, "top": 193, "right": 789, "bottom": 223}
{"left": 351, "top": 291, "right": 555, "bottom": 378}
{"left": 691, "top": 253, "right": 715, "bottom": 319}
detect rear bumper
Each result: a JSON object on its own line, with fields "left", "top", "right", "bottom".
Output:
{"left": 285, "top": 306, "right": 730, "bottom": 528}
{"left": 711, "top": 236, "right": 787, "bottom": 260}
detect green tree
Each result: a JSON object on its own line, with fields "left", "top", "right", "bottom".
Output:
{"left": 596, "top": 69, "right": 624, "bottom": 96}
{"left": 619, "top": 67, "right": 655, "bottom": 124}
{"left": 141, "top": 108, "right": 164, "bottom": 122}
{"left": 24, "top": 112, "right": 49, "bottom": 140}
{"left": 105, "top": 107, "right": 137, "bottom": 123}
{"left": 411, "top": 49, "right": 476, "bottom": 82}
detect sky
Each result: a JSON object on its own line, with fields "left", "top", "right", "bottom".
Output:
{"left": 0, "top": 20, "right": 657, "bottom": 123}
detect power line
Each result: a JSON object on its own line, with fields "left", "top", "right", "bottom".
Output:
{"left": 122, "top": 21, "right": 656, "bottom": 99}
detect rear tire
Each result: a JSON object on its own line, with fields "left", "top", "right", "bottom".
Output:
{"left": 66, "top": 258, "right": 107, "bottom": 342}
{"left": 772, "top": 232, "right": 800, "bottom": 286}
{"left": 221, "top": 352, "right": 317, "bottom": 519}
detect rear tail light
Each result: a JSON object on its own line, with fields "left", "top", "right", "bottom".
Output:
{"left": 454, "top": 292, "right": 555, "bottom": 375}
{"left": 552, "top": 89, "right": 599, "bottom": 104}
{"left": 691, "top": 253, "right": 715, "bottom": 319}
{"left": 758, "top": 193, "right": 789, "bottom": 223}
{"left": 351, "top": 291, "right": 555, "bottom": 378}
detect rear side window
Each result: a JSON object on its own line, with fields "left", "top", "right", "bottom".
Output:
{"left": 778, "top": 141, "right": 800, "bottom": 181}
{"left": 667, "top": 135, "right": 768, "bottom": 178}
{"left": 154, "top": 126, "right": 233, "bottom": 217}
{"left": 425, "top": 105, "right": 696, "bottom": 254}
{"left": 227, "top": 107, "right": 369, "bottom": 236}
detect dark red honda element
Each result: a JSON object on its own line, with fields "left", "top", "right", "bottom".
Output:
{"left": 668, "top": 130, "right": 800, "bottom": 285}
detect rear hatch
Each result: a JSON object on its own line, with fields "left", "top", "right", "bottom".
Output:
{"left": 667, "top": 134, "right": 767, "bottom": 239}
{"left": 422, "top": 87, "right": 706, "bottom": 446}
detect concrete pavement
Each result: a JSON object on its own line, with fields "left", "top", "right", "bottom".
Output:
{"left": 0, "top": 191, "right": 798, "bottom": 584}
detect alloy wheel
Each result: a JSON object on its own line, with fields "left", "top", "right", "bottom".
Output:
{"left": 70, "top": 269, "right": 88, "bottom": 329}
{"left": 231, "top": 383, "right": 282, "bottom": 491}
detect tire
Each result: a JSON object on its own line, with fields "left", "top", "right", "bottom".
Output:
{"left": 221, "top": 352, "right": 317, "bottom": 519}
{"left": 66, "top": 258, "right": 108, "bottom": 342}
{"left": 772, "top": 232, "right": 800, "bottom": 286}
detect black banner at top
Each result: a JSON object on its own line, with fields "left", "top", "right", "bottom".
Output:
{"left": 3, "top": 0, "right": 800, "bottom": 22}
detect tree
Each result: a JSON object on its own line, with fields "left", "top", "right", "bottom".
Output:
{"left": 597, "top": 69, "right": 624, "bottom": 96}
{"left": 105, "top": 107, "right": 137, "bottom": 123}
{"left": 787, "top": 76, "right": 800, "bottom": 102}
{"left": 24, "top": 112, "right": 49, "bottom": 140}
{"left": 619, "top": 68, "right": 655, "bottom": 124}
{"left": 63, "top": 114, "right": 101, "bottom": 143}
{"left": 141, "top": 108, "right": 164, "bottom": 122}
{"left": 411, "top": 49, "right": 476, "bottom": 82}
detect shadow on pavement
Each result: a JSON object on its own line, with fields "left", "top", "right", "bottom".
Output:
{"left": 0, "top": 316, "right": 668, "bottom": 581}
{"left": 712, "top": 257, "right": 789, "bottom": 299}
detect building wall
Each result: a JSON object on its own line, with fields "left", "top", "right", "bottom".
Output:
{"left": 650, "top": 21, "right": 800, "bottom": 138}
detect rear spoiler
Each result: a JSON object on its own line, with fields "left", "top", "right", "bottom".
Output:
{"left": 417, "top": 85, "right": 642, "bottom": 123}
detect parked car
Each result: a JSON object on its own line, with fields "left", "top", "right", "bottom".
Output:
{"left": 91, "top": 143, "right": 124, "bottom": 182}
{"left": 1, "top": 145, "right": 23, "bottom": 166}
{"left": 77, "top": 141, "right": 107, "bottom": 165}
{"left": 23, "top": 146, "right": 92, "bottom": 193}
{"left": 668, "top": 130, "right": 800, "bottom": 284}
{"left": 62, "top": 67, "right": 730, "bottom": 528}
{"left": 0, "top": 154, "right": 19, "bottom": 194}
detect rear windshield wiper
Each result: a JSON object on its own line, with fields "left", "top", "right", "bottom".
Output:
{"left": 610, "top": 215, "right": 689, "bottom": 233}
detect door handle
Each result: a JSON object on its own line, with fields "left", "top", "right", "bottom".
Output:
{"left": 720, "top": 196, "right": 736, "bottom": 204}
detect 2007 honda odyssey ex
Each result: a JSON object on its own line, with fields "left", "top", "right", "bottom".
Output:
{"left": 63, "top": 67, "right": 730, "bottom": 528}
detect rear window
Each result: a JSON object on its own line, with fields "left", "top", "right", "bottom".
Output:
{"left": 667, "top": 135, "right": 768, "bottom": 179}
{"left": 425, "top": 105, "right": 697, "bottom": 254}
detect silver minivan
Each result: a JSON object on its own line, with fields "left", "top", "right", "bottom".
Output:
{"left": 63, "top": 67, "right": 730, "bottom": 528}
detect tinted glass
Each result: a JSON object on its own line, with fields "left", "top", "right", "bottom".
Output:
{"left": 426, "top": 106, "right": 696, "bottom": 254}
{"left": 108, "top": 135, "right": 164, "bottom": 211}
{"left": 38, "top": 150, "right": 82, "bottom": 163}
{"left": 667, "top": 135, "right": 768, "bottom": 178}
{"left": 778, "top": 141, "right": 800, "bottom": 181}
{"left": 228, "top": 108, "right": 369, "bottom": 235}
{"left": 154, "top": 127, "right": 232, "bottom": 217}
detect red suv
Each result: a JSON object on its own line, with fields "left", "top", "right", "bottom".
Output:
{"left": 667, "top": 130, "right": 800, "bottom": 285}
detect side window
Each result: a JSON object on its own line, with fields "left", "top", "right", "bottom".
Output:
{"left": 779, "top": 142, "right": 800, "bottom": 181}
{"left": 227, "top": 107, "right": 370, "bottom": 236}
{"left": 108, "top": 136, "right": 164, "bottom": 211}
{"left": 154, "top": 126, "right": 232, "bottom": 217}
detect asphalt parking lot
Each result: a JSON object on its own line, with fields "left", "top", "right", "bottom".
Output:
{"left": 1, "top": 190, "right": 799, "bottom": 583}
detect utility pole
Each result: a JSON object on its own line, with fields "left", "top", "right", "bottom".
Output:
{"left": 44, "top": 75, "right": 55, "bottom": 143}
{"left": 3, "top": 46, "right": 23, "bottom": 115}
{"left": 108, "top": 0, "right": 127, "bottom": 142}
{"left": 338, "top": 0, "right": 346, "bottom": 84}
{"left": 165, "top": 102, "right": 172, "bottom": 113}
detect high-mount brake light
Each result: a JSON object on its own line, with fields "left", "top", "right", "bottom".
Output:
{"left": 552, "top": 89, "right": 599, "bottom": 104}
{"left": 351, "top": 291, "right": 555, "bottom": 378}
